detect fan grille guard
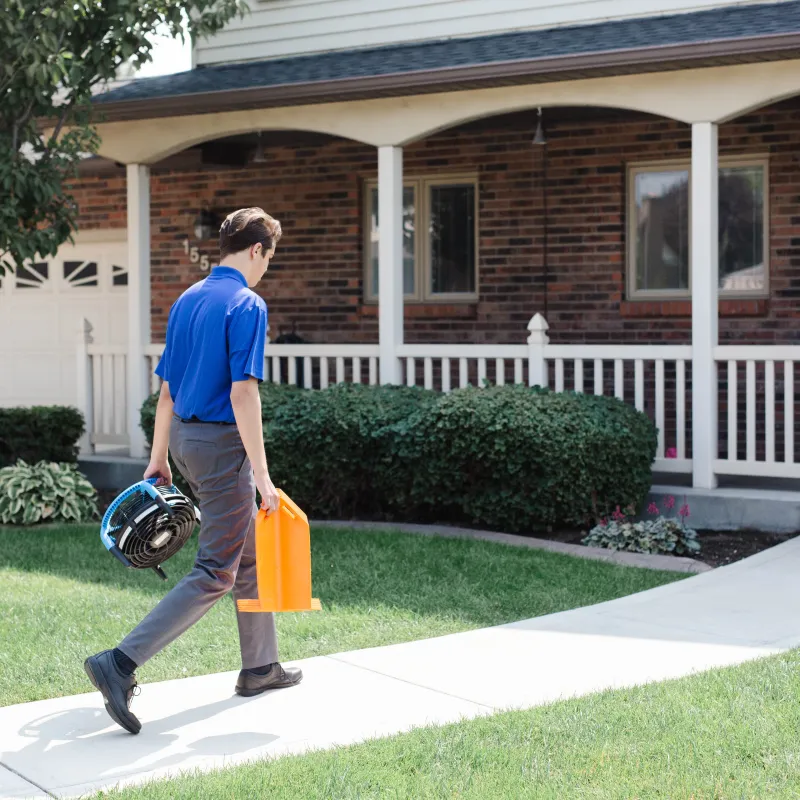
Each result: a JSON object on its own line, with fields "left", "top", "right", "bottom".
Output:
{"left": 101, "top": 481, "right": 199, "bottom": 580}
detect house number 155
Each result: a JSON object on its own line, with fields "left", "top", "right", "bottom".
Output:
{"left": 183, "top": 239, "right": 211, "bottom": 271}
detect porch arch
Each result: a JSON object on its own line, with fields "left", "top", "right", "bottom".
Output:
{"left": 94, "top": 58, "right": 800, "bottom": 163}
{"left": 94, "top": 106, "right": 378, "bottom": 164}
{"left": 392, "top": 59, "right": 800, "bottom": 144}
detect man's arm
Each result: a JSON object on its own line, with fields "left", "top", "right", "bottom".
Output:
{"left": 143, "top": 381, "right": 174, "bottom": 486}
{"left": 230, "top": 378, "right": 280, "bottom": 515}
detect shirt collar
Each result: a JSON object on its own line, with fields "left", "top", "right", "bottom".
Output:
{"left": 210, "top": 266, "right": 248, "bottom": 287}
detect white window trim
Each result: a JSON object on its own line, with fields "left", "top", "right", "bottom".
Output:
{"left": 364, "top": 174, "right": 479, "bottom": 303}
{"left": 627, "top": 156, "right": 770, "bottom": 301}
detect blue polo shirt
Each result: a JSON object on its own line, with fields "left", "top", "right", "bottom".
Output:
{"left": 155, "top": 266, "right": 267, "bottom": 423}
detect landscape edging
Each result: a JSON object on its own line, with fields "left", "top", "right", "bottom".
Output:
{"left": 311, "top": 520, "right": 713, "bottom": 574}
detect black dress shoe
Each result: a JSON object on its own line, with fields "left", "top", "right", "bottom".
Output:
{"left": 235, "top": 663, "right": 303, "bottom": 697}
{"left": 84, "top": 650, "right": 142, "bottom": 734}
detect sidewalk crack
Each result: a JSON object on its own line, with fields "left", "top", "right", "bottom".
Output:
{"left": 325, "top": 654, "right": 496, "bottom": 711}
{"left": 0, "top": 760, "right": 56, "bottom": 799}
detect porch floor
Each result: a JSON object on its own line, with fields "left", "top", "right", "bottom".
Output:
{"left": 1, "top": 536, "right": 797, "bottom": 799}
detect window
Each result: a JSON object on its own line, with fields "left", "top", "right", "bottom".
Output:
{"left": 15, "top": 262, "right": 49, "bottom": 290}
{"left": 365, "top": 176, "right": 478, "bottom": 301}
{"left": 63, "top": 260, "right": 99, "bottom": 288}
{"left": 112, "top": 264, "right": 129, "bottom": 287}
{"left": 628, "top": 158, "right": 768, "bottom": 298}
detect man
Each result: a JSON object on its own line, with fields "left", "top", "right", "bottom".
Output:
{"left": 85, "top": 208, "right": 301, "bottom": 735}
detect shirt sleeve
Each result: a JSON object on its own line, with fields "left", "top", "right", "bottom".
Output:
{"left": 228, "top": 297, "right": 268, "bottom": 383}
{"left": 154, "top": 308, "right": 174, "bottom": 383}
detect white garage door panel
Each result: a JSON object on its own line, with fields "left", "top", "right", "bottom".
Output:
{"left": 0, "top": 240, "right": 128, "bottom": 409}
{"left": 56, "top": 298, "right": 126, "bottom": 344}
{"left": 5, "top": 305, "right": 59, "bottom": 347}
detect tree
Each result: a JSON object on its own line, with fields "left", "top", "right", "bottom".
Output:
{"left": 0, "top": 0, "right": 248, "bottom": 273}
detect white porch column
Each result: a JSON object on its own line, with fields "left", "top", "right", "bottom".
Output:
{"left": 691, "top": 123, "right": 719, "bottom": 489}
{"left": 127, "top": 164, "right": 151, "bottom": 459}
{"left": 378, "top": 145, "right": 403, "bottom": 384}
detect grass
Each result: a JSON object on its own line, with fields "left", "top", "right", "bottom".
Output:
{"left": 0, "top": 523, "right": 683, "bottom": 707}
{"left": 101, "top": 650, "right": 800, "bottom": 800}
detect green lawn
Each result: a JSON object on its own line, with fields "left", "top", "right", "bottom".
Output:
{"left": 0, "top": 524, "right": 683, "bottom": 707}
{"left": 101, "top": 650, "right": 800, "bottom": 800}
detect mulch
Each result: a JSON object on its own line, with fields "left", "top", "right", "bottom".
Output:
{"left": 690, "top": 529, "right": 800, "bottom": 568}
{"left": 523, "top": 526, "right": 800, "bottom": 569}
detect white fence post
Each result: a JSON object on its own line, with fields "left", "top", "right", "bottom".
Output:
{"left": 527, "top": 313, "right": 549, "bottom": 388}
{"left": 76, "top": 318, "right": 95, "bottom": 455}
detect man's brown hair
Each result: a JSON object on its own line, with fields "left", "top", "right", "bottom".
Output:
{"left": 219, "top": 207, "right": 282, "bottom": 260}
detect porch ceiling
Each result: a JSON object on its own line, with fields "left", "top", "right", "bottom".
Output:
{"left": 92, "top": 1, "right": 800, "bottom": 123}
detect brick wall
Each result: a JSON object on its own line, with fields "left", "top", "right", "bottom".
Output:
{"left": 69, "top": 97, "right": 800, "bottom": 345}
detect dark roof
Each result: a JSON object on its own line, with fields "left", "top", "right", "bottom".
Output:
{"left": 95, "top": 1, "right": 800, "bottom": 118}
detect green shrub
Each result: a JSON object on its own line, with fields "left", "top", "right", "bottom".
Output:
{"left": 139, "top": 383, "right": 657, "bottom": 533}
{"left": 0, "top": 460, "right": 98, "bottom": 526}
{"left": 400, "top": 386, "right": 657, "bottom": 532}
{"left": 0, "top": 407, "right": 85, "bottom": 467}
{"left": 266, "top": 383, "right": 437, "bottom": 518}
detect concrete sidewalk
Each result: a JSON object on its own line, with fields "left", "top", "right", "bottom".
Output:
{"left": 2, "top": 537, "right": 799, "bottom": 799}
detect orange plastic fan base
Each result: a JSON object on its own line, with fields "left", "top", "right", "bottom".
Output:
{"left": 236, "top": 490, "right": 321, "bottom": 613}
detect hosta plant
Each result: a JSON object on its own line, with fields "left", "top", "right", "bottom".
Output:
{"left": 0, "top": 460, "right": 98, "bottom": 526}
{"left": 582, "top": 497, "right": 701, "bottom": 556}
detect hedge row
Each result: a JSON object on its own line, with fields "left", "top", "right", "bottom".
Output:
{"left": 141, "top": 383, "right": 657, "bottom": 533}
{"left": 0, "top": 407, "right": 85, "bottom": 467}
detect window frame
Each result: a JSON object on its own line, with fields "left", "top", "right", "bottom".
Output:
{"left": 363, "top": 173, "right": 480, "bottom": 303}
{"left": 626, "top": 156, "right": 770, "bottom": 301}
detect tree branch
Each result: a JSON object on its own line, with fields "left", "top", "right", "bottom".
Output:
{"left": 48, "top": 104, "right": 70, "bottom": 150}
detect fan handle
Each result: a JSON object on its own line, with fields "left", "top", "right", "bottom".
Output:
{"left": 142, "top": 478, "right": 177, "bottom": 517}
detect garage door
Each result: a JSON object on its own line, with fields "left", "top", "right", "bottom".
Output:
{"left": 0, "top": 238, "right": 128, "bottom": 408}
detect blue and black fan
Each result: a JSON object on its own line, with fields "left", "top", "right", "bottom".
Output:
{"left": 100, "top": 479, "right": 200, "bottom": 580}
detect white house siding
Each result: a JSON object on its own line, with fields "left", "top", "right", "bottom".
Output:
{"left": 194, "top": 0, "right": 782, "bottom": 65}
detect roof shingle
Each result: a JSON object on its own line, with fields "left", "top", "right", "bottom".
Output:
{"left": 96, "top": 0, "right": 800, "bottom": 106}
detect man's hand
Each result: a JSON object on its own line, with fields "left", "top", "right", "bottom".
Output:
{"left": 144, "top": 459, "right": 172, "bottom": 487}
{"left": 256, "top": 470, "right": 280, "bottom": 515}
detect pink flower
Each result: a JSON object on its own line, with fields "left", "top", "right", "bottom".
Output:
{"left": 666, "top": 448, "right": 677, "bottom": 459}
{"left": 612, "top": 506, "right": 625, "bottom": 522}
{"left": 647, "top": 502, "right": 659, "bottom": 515}
{"left": 679, "top": 504, "right": 690, "bottom": 519}
{"left": 600, "top": 518, "right": 608, "bottom": 527}
{"left": 664, "top": 496, "right": 676, "bottom": 510}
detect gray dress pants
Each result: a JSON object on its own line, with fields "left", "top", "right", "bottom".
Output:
{"left": 118, "top": 417, "right": 279, "bottom": 670}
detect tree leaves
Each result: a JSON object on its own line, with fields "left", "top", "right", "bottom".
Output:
{"left": 0, "top": 0, "right": 247, "bottom": 274}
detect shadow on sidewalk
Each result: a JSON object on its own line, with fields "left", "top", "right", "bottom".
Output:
{"left": 3, "top": 694, "right": 279, "bottom": 790}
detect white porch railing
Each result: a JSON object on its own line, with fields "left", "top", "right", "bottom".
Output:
{"left": 76, "top": 320, "right": 129, "bottom": 450}
{"left": 145, "top": 343, "right": 382, "bottom": 392}
{"left": 77, "top": 315, "right": 800, "bottom": 482}
{"left": 714, "top": 346, "right": 800, "bottom": 479}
